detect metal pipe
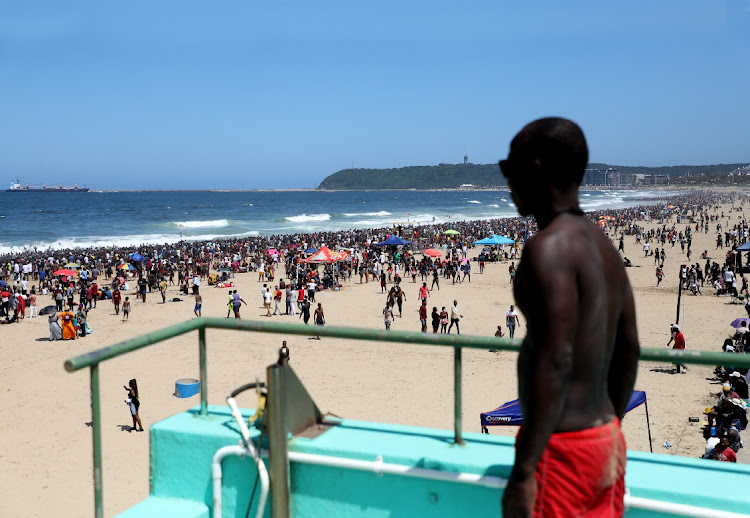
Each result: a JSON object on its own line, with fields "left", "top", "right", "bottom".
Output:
{"left": 212, "top": 445, "right": 269, "bottom": 518}
{"left": 453, "top": 346, "right": 463, "bottom": 445}
{"left": 288, "top": 451, "right": 505, "bottom": 488}
{"left": 267, "top": 364, "right": 290, "bottom": 518}
{"left": 65, "top": 317, "right": 202, "bottom": 371}
{"left": 90, "top": 365, "right": 103, "bottom": 518}
{"left": 199, "top": 326, "right": 207, "bottom": 416}
{"left": 65, "top": 318, "right": 750, "bottom": 372}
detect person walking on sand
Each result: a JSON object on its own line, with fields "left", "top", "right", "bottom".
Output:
{"left": 299, "top": 296, "right": 311, "bottom": 324}
{"left": 506, "top": 305, "right": 520, "bottom": 338}
{"left": 431, "top": 306, "right": 440, "bottom": 333}
{"left": 122, "top": 297, "right": 130, "bottom": 321}
{"left": 194, "top": 292, "right": 202, "bottom": 317}
{"left": 499, "top": 117, "right": 639, "bottom": 518}
{"left": 419, "top": 299, "right": 428, "bottom": 332}
{"left": 232, "top": 289, "right": 247, "bottom": 319}
{"left": 124, "top": 379, "right": 144, "bottom": 432}
{"left": 312, "top": 303, "right": 325, "bottom": 340}
{"left": 667, "top": 323, "right": 687, "bottom": 374}
{"left": 447, "top": 300, "right": 462, "bottom": 334}
{"left": 418, "top": 282, "right": 429, "bottom": 303}
{"left": 439, "top": 306, "right": 449, "bottom": 334}
{"left": 383, "top": 302, "right": 394, "bottom": 330}
{"left": 112, "top": 287, "right": 121, "bottom": 315}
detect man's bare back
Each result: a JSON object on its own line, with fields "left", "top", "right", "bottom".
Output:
{"left": 515, "top": 211, "right": 637, "bottom": 433}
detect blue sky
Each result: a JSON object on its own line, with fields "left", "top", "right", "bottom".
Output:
{"left": 1, "top": 1, "right": 748, "bottom": 189}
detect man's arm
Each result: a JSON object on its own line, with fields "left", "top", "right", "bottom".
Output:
{"left": 509, "top": 238, "right": 578, "bottom": 482}
{"left": 608, "top": 280, "right": 640, "bottom": 419}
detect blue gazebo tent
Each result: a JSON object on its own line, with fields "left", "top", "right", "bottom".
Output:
{"left": 737, "top": 241, "right": 750, "bottom": 252}
{"left": 375, "top": 235, "right": 412, "bottom": 246}
{"left": 473, "top": 234, "right": 515, "bottom": 246}
{"left": 480, "top": 389, "right": 652, "bottom": 452}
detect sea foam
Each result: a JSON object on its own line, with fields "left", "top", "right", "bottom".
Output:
{"left": 284, "top": 213, "right": 331, "bottom": 223}
{"left": 174, "top": 219, "right": 230, "bottom": 229}
{"left": 342, "top": 211, "right": 392, "bottom": 217}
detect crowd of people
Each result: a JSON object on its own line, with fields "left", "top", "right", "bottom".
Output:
{"left": 3, "top": 188, "right": 750, "bottom": 462}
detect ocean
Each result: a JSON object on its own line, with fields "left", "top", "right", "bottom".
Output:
{"left": 0, "top": 189, "right": 673, "bottom": 254}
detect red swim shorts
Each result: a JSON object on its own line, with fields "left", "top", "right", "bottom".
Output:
{"left": 531, "top": 418, "right": 626, "bottom": 517}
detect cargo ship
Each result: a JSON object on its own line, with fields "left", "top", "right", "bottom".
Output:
{"left": 6, "top": 179, "right": 89, "bottom": 192}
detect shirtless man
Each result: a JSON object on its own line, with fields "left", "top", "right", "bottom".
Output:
{"left": 194, "top": 292, "right": 202, "bottom": 317}
{"left": 499, "top": 117, "right": 640, "bottom": 517}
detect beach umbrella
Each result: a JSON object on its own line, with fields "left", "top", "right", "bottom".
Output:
{"left": 130, "top": 253, "right": 144, "bottom": 262}
{"left": 53, "top": 269, "right": 78, "bottom": 277}
{"left": 304, "top": 247, "right": 319, "bottom": 254}
{"left": 218, "top": 267, "right": 232, "bottom": 273}
{"left": 266, "top": 248, "right": 279, "bottom": 256}
{"left": 118, "top": 264, "right": 136, "bottom": 271}
{"left": 39, "top": 305, "right": 57, "bottom": 316}
{"left": 444, "top": 229, "right": 460, "bottom": 235}
{"left": 730, "top": 318, "right": 750, "bottom": 329}
{"left": 423, "top": 249, "right": 442, "bottom": 258}
{"left": 64, "top": 263, "right": 80, "bottom": 269}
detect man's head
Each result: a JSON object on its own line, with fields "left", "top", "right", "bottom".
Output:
{"left": 499, "top": 117, "right": 588, "bottom": 215}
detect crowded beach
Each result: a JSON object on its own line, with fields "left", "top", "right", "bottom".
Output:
{"left": 3, "top": 189, "right": 750, "bottom": 515}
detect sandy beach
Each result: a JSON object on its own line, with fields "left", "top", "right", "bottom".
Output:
{"left": 2, "top": 198, "right": 748, "bottom": 517}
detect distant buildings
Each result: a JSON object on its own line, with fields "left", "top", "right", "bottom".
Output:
{"left": 582, "top": 168, "right": 670, "bottom": 186}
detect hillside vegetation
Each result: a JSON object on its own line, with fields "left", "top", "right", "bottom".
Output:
{"left": 317, "top": 162, "right": 748, "bottom": 190}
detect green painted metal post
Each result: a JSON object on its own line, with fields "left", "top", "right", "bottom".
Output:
{"left": 454, "top": 346, "right": 463, "bottom": 445}
{"left": 267, "top": 363, "right": 290, "bottom": 518}
{"left": 199, "top": 327, "right": 207, "bottom": 416}
{"left": 91, "top": 365, "right": 103, "bottom": 518}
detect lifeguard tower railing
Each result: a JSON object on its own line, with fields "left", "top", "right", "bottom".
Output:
{"left": 65, "top": 317, "right": 749, "bottom": 518}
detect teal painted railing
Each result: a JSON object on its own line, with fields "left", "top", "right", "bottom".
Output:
{"left": 64, "top": 317, "right": 750, "bottom": 518}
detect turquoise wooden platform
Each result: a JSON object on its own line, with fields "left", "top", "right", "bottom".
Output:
{"left": 116, "top": 405, "right": 750, "bottom": 517}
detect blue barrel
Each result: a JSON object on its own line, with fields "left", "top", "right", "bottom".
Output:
{"left": 175, "top": 378, "right": 200, "bottom": 398}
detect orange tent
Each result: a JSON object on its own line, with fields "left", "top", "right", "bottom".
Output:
{"left": 302, "top": 246, "right": 350, "bottom": 264}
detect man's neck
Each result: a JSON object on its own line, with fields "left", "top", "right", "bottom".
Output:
{"left": 534, "top": 189, "right": 582, "bottom": 229}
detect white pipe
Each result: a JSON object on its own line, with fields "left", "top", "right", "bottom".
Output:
{"left": 286, "top": 450, "right": 506, "bottom": 489}
{"left": 624, "top": 495, "right": 749, "bottom": 518}
{"left": 212, "top": 445, "right": 269, "bottom": 518}
{"left": 227, "top": 397, "right": 253, "bottom": 447}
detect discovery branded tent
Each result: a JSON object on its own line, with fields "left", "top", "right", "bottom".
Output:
{"left": 480, "top": 390, "right": 653, "bottom": 451}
